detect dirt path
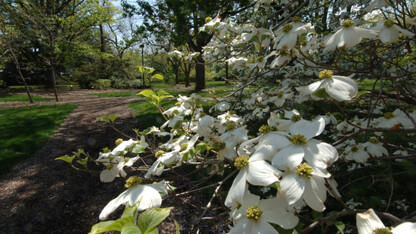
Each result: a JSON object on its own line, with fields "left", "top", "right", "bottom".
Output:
{"left": 0, "top": 89, "right": 228, "bottom": 234}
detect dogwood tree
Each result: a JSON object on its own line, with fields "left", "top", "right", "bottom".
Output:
{"left": 59, "top": 0, "right": 416, "bottom": 233}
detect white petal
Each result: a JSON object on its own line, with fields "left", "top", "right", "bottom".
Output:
{"left": 394, "top": 25, "right": 415, "bottom": 37}
{"left": 290, "top": 117, "right": 326, "bottom": 139}
{"left": 379, "top": 28, "right": 399, "bottom": 43}
{"left": 325, "top": 76, "right": 358, "bottom": 101}
{"left": 99, "top": 189, "right": 131, "bottom": 220}
{"left": 128, "top": 185, "right": 163, "bottom": 210}
{"left": 246, "top": 160, "right": 281, "bottom": 186}
{"left": 356, "top": 209, "right": 385, "bottom": 234}
{"left": 303, "top": 176, "right": 326, "bottom": 211}
{"left": 225, "top": 170, "right": 248, "bottom": 207}
{"left": 260, "top": 198, "right": 299, "bottom": 229}
{"left": 355, "top": 27, "right": 379, "bottom": 39}
{"left": 340, "top": 28, "right": 360, "bottom": 48}
{"left": 272, "top": 145, "right": 304, "bottom": 171}
{"left": 280, "top": 173, "right": 305, "bottom": 205}
{"left": 392, "top": 222, "right": 416, "bottom": 234}
{"left": 305, "top": 80, "right": 324, "bottom": 94}
{"left": 305, "top": 141, "right": 338, "bottom": 169}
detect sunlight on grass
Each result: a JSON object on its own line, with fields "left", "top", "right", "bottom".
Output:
{"left": 0, "top": 94, "right": 54, "bottom": 102}
{"left": 0, "top": 104, "right": 77, "bottom": 175}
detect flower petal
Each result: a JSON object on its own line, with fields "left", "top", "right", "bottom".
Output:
{"left": 305, "top": 141, "right": 338, "bottom": 169}
{"left": 225, "top": 170, "right": 248, "bottom": 208}
{"left": 280, "top": 173, "right": 305, "bottom": 205}
{"left": 325, "top": 76, "right": 358, "bottom": 101}
{"left": 290, "top": 117, "right": 326, "bottom": 139}
{"left": 356, "top": 209, "right": 385, "bottom": 234}
{"left": 260, "top": 197, "right": 299, "bottom": 229}
{"left": 246, "top": 160, "right": 281, "bottom": 186}
{"left": 272, "top": 145, "right": 304, "bottom": 171}
{"left": 303, "top": 176, "right": 326, "bottom": 211}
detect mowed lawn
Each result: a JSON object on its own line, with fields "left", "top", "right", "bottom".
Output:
{"left": 0, "top": 104, "right": 77, "bottom": 174}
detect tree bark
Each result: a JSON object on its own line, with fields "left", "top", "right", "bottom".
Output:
{"left": 194, "top": 54, "right": 205, "bottom": 90}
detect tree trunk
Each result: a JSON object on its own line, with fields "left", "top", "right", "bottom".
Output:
{"left": 194, "top": 54, "right": 205, "bottom": 91}
{"left": 9, "top": 46, "right": 34, "bottom": 103}
{"left": 184, "top": 63, "right": 191, "bottom": 87}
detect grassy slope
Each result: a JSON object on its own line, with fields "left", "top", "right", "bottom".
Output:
{"left": 0, "top": 104, "right": 77, "bottom": 174}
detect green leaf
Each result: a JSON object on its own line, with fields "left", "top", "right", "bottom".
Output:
{"left": 138, "top": 90, "right": 157, "bottom": 98}
{"left": 356, "top": 90, "right": 370, "bottom": 99}
{"left": 55, "top": 155, "right": 75, "bottom": 164}
{"left": 97, "top": 115, "right": 110, "bottom": 123}
{"left": 174, "top": 220, "right": 180, "bottom": 234}
{"left": 121, "top": 223, "right": 142, "bottom": 234}
{"left": 132, "top": 144, "right": 145, "bottom": 154}
{"left": 312, "top": 211, "right": 323, "bottom": 219}
{"left": 137, "top": 207, "right": 173, "bottom": 233}
{"left": 312, "top": 88, "right": 330, "bottom": 98}
{"left": 89, "top": 216, "right": 135, "bottom": 234}
{"left": 138, "top": 66, "right": 144, "bottom": 73}
{"left": 76, "top": 158, "right": 88, "bottom": 165}
{"left": 109, "top": 114, "right": 120, "bottom": 123}
{"left": 153, "top": 74, "right": 164, "bottom": 80}
{"left": 334, "top": 221, "right": 345, "bottom": 234}
{"left": 121, "top": 201, "right": 140, "bottom": 221}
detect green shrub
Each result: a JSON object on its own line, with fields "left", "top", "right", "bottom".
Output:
{"left": 91, "top": 79, "right": 112, "bottom": 90}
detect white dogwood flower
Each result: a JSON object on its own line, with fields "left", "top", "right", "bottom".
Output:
{"left": 345, "top": 143, "right": 370, "bottom": 163}
{"left": 324, "top": 19, "right": 378, "bottom": 52}
{"left": 363, "top": 138, "right": 388, "bottom": 157}
{"left": 272, "top": 116, "right": 338, "bottom": 171}
{"left": 297, "top": 70, "right": 358, "bottom": 101}
{"left": 279, "top": 163, "right": 330, "bottom": 211}
{"left": 225, "top": 154, "right": 282, "bottom": 208}
{"left": 99, "top": 180, "right": 172, "bottom": 220}
{"left": 356, "top": 208, "right": 416, "bottom": 234}
{"left": 229, "top": 189, "right": 298, "bottom": 233}
{"left": 373, "top": 20, "right": 415, "bottom": 43}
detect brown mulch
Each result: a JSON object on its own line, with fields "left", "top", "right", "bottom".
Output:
{"left": 0, "top": 88, "right": 229, "bottom": 234}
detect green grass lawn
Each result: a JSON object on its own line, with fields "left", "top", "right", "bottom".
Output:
{"left": 0, "top": 94, "right": 54, "bottom": 102}
{"left": 0, "top": 104, "right": 77, "bottom": 174}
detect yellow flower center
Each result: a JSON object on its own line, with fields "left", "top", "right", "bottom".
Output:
{"left": 341, "top": 19, "right": 354, "bottom": 28}
{"left": 155, "top": 150, "right": 164, "bottom": 158}
{"left": 296, "top": 163, "right": 313, "bottom": 178}
{"left": 124, "top": 157, "right": 130, "bottom": 162}
{"left": 211, "top": 141, "right": 226, "bottom": 150}
{"left": 292, "top": 16, "right": 301, "bottom": 22}
{"left": 234, "top": 155, "right": 250, "bottom": 169}
{"left": 291, "top": 114, "right": 302, "bottom": 122}
{"left": 283, "top": 24, "right": 293, "bottom": 33}
{"left": 106, "top": 164, "right": 114, "bottom": 170}
{"left": 115, "top": 138, "right": 123, "bottom": 145}
{"left": 246, "top": 206, "right": 263, "bottom": 222}
{"left": 200, "top": 112, "right": 206, "bottom": 118}
{"left": 259, "top": 125, "right": 274, "bottom": 134}
{"left": 224, "top": 121, "right": 237, "bottom": 131}
{"left": 371, "top": 227, "right": 393, "bottom": 234}
{"left": 351, "top": 146, "right": 358, "bottom": 152}
{"left": 205, "top": 16, "right": 213, "bottom": 23}
{"left": 103, "top": 147, "right": 111, "bottom": 153}
{"left": 277, "top": 91, "right": 284, "bottom": 98}
{"left": 383, "top": 20, "right": 394, "bottom": 28}
{"left": 369, "top": 138, "right": 379, "bottom": 144}
{"left": 180, "top": 143, "right": 189, "bottom": 152}
{"left": 175, "top": 102, "right": 181, "bottom": 106}
{"left": 278, "top": 49, "right": 290, "bottom": 56}
{"left": 383, "top": 112, "right": 395, "bottom": 119}
{"left": 290, "top": 134, "right": 308, "bottom": 145}
{"left": 319, "top": 70, "right": 333, "bottom": 79}
{"left": 125, "top": 176, "right": 142, "bottom": 188}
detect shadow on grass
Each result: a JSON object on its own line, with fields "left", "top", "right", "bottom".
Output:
{"left": 0, "top": 104, "right": 77, "bottom": 174}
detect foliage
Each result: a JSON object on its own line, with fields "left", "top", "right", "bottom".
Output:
{"left": 91, "top": 79, "right": 112, "bottom": 90}
{"left": 0, "top": 104, "right": 77, "bottom": 174}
